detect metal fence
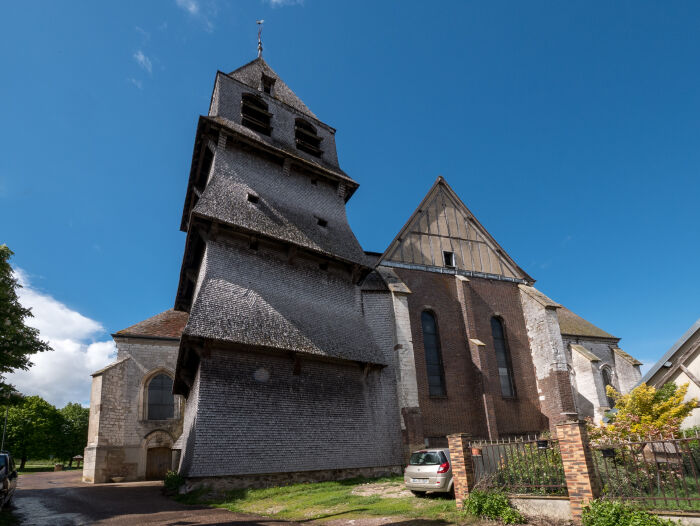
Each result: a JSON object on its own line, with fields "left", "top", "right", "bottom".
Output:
{"left": 470, "top": 436, "right": 568, "bottom": 496}
{"left": 591, "top": 431, "right": 700, "bottom": 511}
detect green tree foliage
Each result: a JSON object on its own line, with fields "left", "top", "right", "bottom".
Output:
{"left": 4, "top": 395, "right": 62, "bottom": 469}
{"left": 589, "top": 382, "right": 698, "bottom": 440}
{"left": 58, "top": 403, "right": 89, "bottom": 465}
{"left": 0, "top": 245, "right": 52, "bottom": 393}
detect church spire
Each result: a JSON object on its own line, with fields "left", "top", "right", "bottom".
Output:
{"left": 257, "top": 20, "right": 264, "bottom": 58}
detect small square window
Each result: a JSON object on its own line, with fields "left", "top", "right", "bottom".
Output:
{"left": 247, "top": 193, "right": 259, "bottom": 204}
{"left": 262, "top": 75, "right": 276, "bottom": 95}
{"left": 316, "top": 217, "right": 328, "bottom": 228}
{"left": 443, "top": 251, "right": 455, "bottom": 268}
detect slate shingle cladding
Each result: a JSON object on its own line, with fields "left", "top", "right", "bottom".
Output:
{"left": 174, "top": 56, "right": 403, "bottom": 481}
{"left": 192, "top": 145, "right": 369, "bottom": 267}
{"left": 184, "top": 241, "right": 385, "bottom": 365}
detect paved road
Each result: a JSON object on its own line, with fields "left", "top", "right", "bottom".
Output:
{"left": 10, "top": 470, "right": 297, "bottom": 525}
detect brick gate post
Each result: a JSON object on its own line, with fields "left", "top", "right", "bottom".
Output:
{"left": 447, "top": 433, "right": 474, "bottom": 508}
{"left": 556, "top": 418, "right": 600, "bottom": 523}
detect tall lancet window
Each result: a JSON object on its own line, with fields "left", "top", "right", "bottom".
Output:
{"left": 241, "top": 93, "right": 272, "bottom": 135}
{"left": 148, "top": 374, "right": 174, "bottom": 420}
{"left": 491, "top": 317, "right": 516, "bottom": 398}
{"left": 421, "top": 311, "right": 446, "bottom": 396}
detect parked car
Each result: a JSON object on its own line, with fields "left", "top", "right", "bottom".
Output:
{"left": 404, "top": 448, "right": 453, "bottom": 496}
{"left": 0, "top": 451, "right": 18, "bottom": 509}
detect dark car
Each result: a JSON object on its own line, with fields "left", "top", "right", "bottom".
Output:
{"left": 0, "top": 452, "right": 18, "bottom": 509}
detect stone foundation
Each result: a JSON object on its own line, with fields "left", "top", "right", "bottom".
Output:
{"left": 183, "top": 465, "right": 403, "bottom": 495}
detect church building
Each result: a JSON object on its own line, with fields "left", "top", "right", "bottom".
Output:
{"left": 84, "top": 53, "right": 641, "bottom": 487}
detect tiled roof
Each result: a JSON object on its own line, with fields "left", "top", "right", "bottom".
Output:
{"left": 192, "top": 145, "right": 371, "bottom": 267}
{"left": 557, "top": 307, "right": 617, "bottom": 340}
{"left": 184, "top": 246, "right": 386, "bottom": 366}
{"left": 114, "top": 309, "right": 189, "bottom": 340}
{"left": 228, "top": 57, "right": 316, "bottom": 119}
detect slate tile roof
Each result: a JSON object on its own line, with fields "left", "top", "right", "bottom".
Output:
{"left": 114, "top": 309, "right": 189, "bottom": 340}
{"left": 185, "top": 269, "right": 386, "bottom": 366}
{"left": 192, "top": 151, "right": 371, "bottom": 267}
{"left": 207, "top": 116, "right": 356, "bottom": 185}
{"left": 228, "top": 57, "right": 317, "bottom": 119}
{"left": 557, "top": 306, "right": 617, "bottom": 340}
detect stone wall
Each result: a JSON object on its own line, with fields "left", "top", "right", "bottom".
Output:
{"left": 519, "top": 287, "right": 577, "bottom": 430}
{"left": 83, "top": 337, "right": 184, "bottom": 483}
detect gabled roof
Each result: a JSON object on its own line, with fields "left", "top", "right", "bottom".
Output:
{"left": 640, "top": 317, "right": 700, "bottom": 385}
{"left": 557, "top": 307, "right": 617, "bottom": 340}
{"left": 114, "top": 309, "right": 189, "bottom": 340}
{"left": 228, "top": 57, "right": 316, "bottom": 119}
{"left": 378, "top": 177, "right": 533, "bottom": 283}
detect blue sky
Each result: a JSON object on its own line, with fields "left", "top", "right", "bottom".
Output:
{"left": 1, "top": 1, "right": 699, "bottom": 404}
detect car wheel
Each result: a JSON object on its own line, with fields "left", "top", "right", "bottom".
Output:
{"left": 411, "top": 490, "right": 426, "bottom": 497}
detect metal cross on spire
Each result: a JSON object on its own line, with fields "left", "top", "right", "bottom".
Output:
{"left": 257, "top": 20, "right": 264, "bottom": 58}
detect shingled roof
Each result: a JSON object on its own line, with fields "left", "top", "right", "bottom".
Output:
{"left": 114, "top": 309, "right": 189, "bottom": 340}
{"left": 558, "top": 307, "right": 617, "bottom": 340}
{"left": 191, "top": 147, "right": 371, "bottom": 268}
{"left": 184, "top": 269, "right": 385, "bottom": 366}
{"left": 228, "top": 57, "right": 316, "bottom": 119}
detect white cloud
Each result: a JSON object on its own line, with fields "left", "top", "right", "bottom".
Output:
{"left": 7, "top": 270, "right": 115, "bottom": 408}
{"left": 133, "top": 50, "right": 152, "bottom": 74}
{"left": 176, "top": 0, "right": 199, "bottom": 15}
{"left": 266, "top": 0, "right": 303, "bottom": 6}
{"left": 175, "top": 0, "right": 215, "bottom": 32}
{"left": 128, "top": 78, "right": 143, "bottom": 89}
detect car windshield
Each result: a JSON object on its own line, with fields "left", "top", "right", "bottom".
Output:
{"left": 409, "top": 451, "right": 442, "bottom": 465}
{"left": 0, "top": 456, "right": 6, "bottom": 469}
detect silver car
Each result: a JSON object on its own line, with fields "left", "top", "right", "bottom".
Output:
{"left": 404, "top": 448, "right": 453, "bottom": 496}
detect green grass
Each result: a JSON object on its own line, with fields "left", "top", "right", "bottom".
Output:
{"left": 179, "top": 476, "right": 478, "bottom": 524}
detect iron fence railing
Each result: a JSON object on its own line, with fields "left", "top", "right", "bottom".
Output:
{"left": 591, "top": 430, "right": 700, "bottom": 511}
{"left": 470, "top": 436, "right": 568, "bottom": 496}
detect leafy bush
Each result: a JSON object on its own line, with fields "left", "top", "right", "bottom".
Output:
{"left": 164, "top": 470, "right": 184, "bottom": 494}
{"left": 463, "top": 490, "right": 525, "bottom": 524}
{"left": 582, "top": 500, "right": 677, "bottom": 526}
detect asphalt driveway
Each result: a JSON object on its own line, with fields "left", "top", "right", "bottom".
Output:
{"left": 9, "top": 470, "right": 297, "bottom": 525}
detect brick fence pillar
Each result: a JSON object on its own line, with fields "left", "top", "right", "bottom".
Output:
{"left": 447, "top": 433, "right": 474, "bottom": 509}
{"left": 556, "top": 418, "right": 600, "bottom": 523}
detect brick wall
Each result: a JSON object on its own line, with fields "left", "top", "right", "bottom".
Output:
{"left": 556, "top": 420, "right": 600, "bottom": 523}
{"left": 396, "top": 268, "right": 547, "bottom": 441}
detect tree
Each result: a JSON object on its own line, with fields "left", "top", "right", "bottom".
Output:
{"left": 57, "top": 403, "right": 89, "bottom": 466}
{"left": 4, "top": 395, "right": 62, "bottom": 469}
{"left": 0, "top": 245, "right": 52, "bottom": 393}
{"left": 589, "top": 382, "right": 698, "bottom": 441}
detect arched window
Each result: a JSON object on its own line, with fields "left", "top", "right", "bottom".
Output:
{"left": 294, "top": 118, "right": 323, "bottom": 157}
{"left": 147, "top": 374, "right": 174, "bottom": 420}
{"left": 601, "top": 367, "right": 615, "bottom": 408}
{"left": 421, "top": 311, "right": 446, "bottom": 396}
{"left": 241, "top": 93, "right": 272, "bottom": 135}
{"left": 491, "top": 317, "right": 516, "bottom": 398}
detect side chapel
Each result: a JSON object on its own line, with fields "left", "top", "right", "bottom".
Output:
{"left": 83, "top": 54, "right": 642, "bottom": 486}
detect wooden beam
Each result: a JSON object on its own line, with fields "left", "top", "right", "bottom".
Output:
{"left": 680, "top": 364, "right": 700, "bottom": 389}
